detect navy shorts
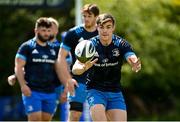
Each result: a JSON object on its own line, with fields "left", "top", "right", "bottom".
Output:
{"left": 87, "top": 89, "right": 126, "bottom": 110}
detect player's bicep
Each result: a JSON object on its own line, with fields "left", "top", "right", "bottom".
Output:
{"left": 15, "top": 57, "right": 26, "bottom": 68}
{"left": 58, "top": 47, "right": 69, "bottom": 60}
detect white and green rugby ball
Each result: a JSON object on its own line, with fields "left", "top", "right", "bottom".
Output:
{"left": 75, "top": 40, "right": 96, "bottom": 63}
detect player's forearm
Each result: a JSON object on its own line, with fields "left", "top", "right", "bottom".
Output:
{"left": 14, "top": 67, "right": 26, "bottom": 87}
{"left": 72, "top": 60, "right": 86, "bottom": 75}
{"left": 72, "top": 67, "right": 85, "bottom": 75}
{"left": 56, "top": 57, "right": 72, "bottom": 85}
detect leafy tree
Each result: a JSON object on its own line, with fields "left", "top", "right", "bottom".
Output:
{"left": 83, "top": 0, "right": 180, "bottom": 120}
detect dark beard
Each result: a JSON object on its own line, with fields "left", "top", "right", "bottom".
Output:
{"left": 85, "top": 24, "right": 91, "bottom": 29}
{"left": 37, "top": 33, "right": 49, "bottom": 42}
{"left": 49, "top": 34, "right": 55, "bottom": 41}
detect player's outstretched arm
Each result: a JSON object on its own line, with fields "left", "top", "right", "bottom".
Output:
{"left": 56, "top": 48, "right": 78, "bottom": 96}
{"left": 72, "top": 58, "right": 98, "bottom": 75}
{"left": 127, "top": 55, "right": 141, "bottom": 73}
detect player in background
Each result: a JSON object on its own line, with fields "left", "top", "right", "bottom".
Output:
{"left": 14, "top": 17, "right": 58, "bottom": 121}
{"left": 72, "top": 13, "right": 141, "bottom": 121}
{"left": 7, "top": 17, "right": 72, "bottom": 121}
{"left": 56, "top": 4, "right": 100, "bottom": 121}
{"left": 48, "top": 17, "right": 72, "bottom": 121}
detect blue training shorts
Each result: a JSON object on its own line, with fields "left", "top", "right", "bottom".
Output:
{"left": 22, "top": 90, "right": 57, "bottom": 115}
{"left": 55, "top": 85, "right": 65, "bottom": 103}
{"left": 87, "top": 89, "right": 126, "bottom": 110}
{"left": 68, "top": 83, "right": 87, "bottom": 103}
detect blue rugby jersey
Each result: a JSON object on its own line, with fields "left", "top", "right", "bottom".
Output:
{"left": 87, "top": 34, "right": 136, "bottom": 92}
{"left": 16, "top": 38, "right": 58, "bottom": 93}
{"left": 48, "top": 39, "right": 72, "bottom": 87}
{"left": 48, "top": 39, "right": 61, "bottom": 88}
{"left": 60, "top": 25, "right": 98, "bottom": 84}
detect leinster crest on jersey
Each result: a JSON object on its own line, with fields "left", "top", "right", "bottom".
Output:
{"left": 112, "top": 48, "right": 120, "bottom": 57}
{"left": 50, "top": 49, "right": 56, "bottom": 56}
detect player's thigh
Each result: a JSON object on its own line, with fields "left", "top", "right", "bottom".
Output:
{"left": 69, "top": 83, "right": 87, "bottom": 103}
{"left": 106, "top": 109, "right": 127, "bottom": 121}
{"left": 42, "top": 112, "right": 53, "bottom": 121}
{"left": 27, "top": 111, "right": 41, "bottom": 121}
{"left": 22, "top": 91, "right": 42, "bottom": 114}
{"left": 54, "top": 85, "right": 62, "bottom": 103}
{"left": 107, "top": 91, "right": 126, "bottom": 110}
{"left": 87, "top": 89, "right": 107, "bottom": 121}
{"left": 106, "top": 91, "right": 127, "bottom": 121}
{"left": 87, "top": 89, "right": 107, "bottom": 108}
{"left": 42, "top": 92, "right": 57, "bottom": 116}
{"left": 90, "top": 104, "right": 107, "bottom": 121}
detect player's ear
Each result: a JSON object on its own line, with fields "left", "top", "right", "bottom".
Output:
{"left": 112, "top": 24, "right": 115, "bottom": 31}
{"left": 34, "top": 28, "right": 37, "bottom": 34}
{"left": 97, "top": 25, "right": 100, "bottom": 31}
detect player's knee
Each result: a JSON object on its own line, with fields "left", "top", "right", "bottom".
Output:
{"left": 70, "top": 102, "right": 83, "bottom": 112}
{"left": 28, "top": 112, "right": 41, "bottom": 121}
{"left": 69, "top": 102, "right": 83, "bottom": 121}
{"left": 69, "top": 110, "right": 82, "bottom": 121}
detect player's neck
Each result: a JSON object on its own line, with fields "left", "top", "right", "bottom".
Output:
{"left": 100, "top": 38, "right": 112, "bottom": 46}
{"left": 36, "top": 39, "right": 47, "bottom": 46}
{"left": 84, "top": 25, "right": 96, "bottom": 32}
{"left": 50, "top": 38, "right": 56, "bottom": 43}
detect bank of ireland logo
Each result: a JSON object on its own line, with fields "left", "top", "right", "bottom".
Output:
{"left": 112, "top": 48, "right": 120, "bottom": 57}
{"left": 42, "top": 55, "right": 48, "bottom": 59}
{"left": 102, "top": 58, "right": 108, "bottom": 63}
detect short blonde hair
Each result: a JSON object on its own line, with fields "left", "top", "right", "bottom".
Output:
{"left": 96, "top": 13, "right": 115, "bottom": 26}
{"left": 48, "top": 17, "right": 59, "bottom": 28}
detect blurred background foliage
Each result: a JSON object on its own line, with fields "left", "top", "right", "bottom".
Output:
{"left": 0, "top": 0, "right": 180, "bottom": 120}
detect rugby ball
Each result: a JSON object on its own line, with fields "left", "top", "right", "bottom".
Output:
{"left": 75, "top": 40, "right": 96, "bottom": 63}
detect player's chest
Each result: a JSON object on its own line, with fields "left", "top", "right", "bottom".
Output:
{"left": 94, "top": 46, "right": 121, "bottom": 63}
{"left": 29, "top": 47, "right": 57, "bottom": 62}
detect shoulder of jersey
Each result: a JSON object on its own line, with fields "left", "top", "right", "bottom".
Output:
{"left": 90, "top": 35, "right": 100, "bottom": 46}
{"left": 48, "top": 40, "right": 60, "bottom": 47}
{"left": 112, "top": 34, "right": 126, "bottom": 47}
{"left": 22, "top": 38, "right": 36, "bottom": 48}
{"left": 70, "top": 24, "right": 84, "bottom": 34}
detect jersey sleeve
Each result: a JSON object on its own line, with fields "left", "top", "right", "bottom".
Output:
{"left": 60, "top": 30, "right": 78, "bottom": 52}
{"left": 15, "top": 42, "right": 29, "bottom": 61}
{"left": 120, "top": 39, "right": 136, "bottom": 60}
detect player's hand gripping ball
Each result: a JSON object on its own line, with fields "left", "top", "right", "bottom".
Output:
{"left": 75, "top": 40, "right": 96, "bottom": 63}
